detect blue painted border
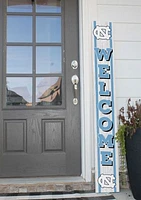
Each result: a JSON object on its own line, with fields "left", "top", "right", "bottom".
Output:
{"left": 93, "top": 21, "right": 101, "bottom": 193}
{"left": 109, "top": 22, "right": 117, "bottom": 192}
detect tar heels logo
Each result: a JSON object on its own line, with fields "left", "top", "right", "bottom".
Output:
{"left": 93, "top": 25, "right": 111, "bottom": 40}
{"left": 98, "top": 174, "right": 116, "bottom": 188}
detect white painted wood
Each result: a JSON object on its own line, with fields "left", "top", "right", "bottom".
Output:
{"left": 114, "top": 42, "right": 141, "bottom": 60}
{"left": 98, "top": 5, "right": 141, "bottom": 23}
{"left": 113, "top": 23, "right": 141, "bottom": 42}
{"left": 79, "top": 0, "right": 97, "bottom": 182}
{"left": 79, "top": 0, "right": 91, "bottom": 182}
{"left": 115, "top": 60, "right": 141, "bottom": 78}
{"left": 115, "top": 79, "right": 141, "bottom": 97}
{"left": 93, "top": 22, "right": 119, "bottom": 193}
{"left": 98, "top": 0, "right": 141, "bottom": 6}
{"left": 112, "top": 33, "right": 120, "bottom": 192}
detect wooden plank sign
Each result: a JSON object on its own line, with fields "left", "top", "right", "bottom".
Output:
{"left": 93, "top": 21, "right": 119, "bottom": 193}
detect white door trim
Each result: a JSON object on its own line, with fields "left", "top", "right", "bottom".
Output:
{"left": 79, "top": 0, "right": 97, "bottom": 182}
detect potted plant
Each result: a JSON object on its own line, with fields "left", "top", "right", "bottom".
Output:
{"left": 116, "top": 98, "right": 141, "bottom": 200}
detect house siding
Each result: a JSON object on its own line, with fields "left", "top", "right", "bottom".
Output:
{"left": 97, "top": 1, "right": 141, "bottom": 112}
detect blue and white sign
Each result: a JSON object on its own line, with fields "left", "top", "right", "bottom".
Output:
{"left": 93, "top": 21, "right": 119, "bottom": 193}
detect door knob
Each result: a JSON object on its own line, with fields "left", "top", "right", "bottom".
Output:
{"left": 71, "top": 75, "right": 79, "bottom": 85}
{"left": 71, "top": 75, "right": 79, "bottom": 105}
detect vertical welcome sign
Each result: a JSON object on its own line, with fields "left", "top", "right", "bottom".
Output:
{"left": 93, "top": 21, "right": 119, "bottom": 193}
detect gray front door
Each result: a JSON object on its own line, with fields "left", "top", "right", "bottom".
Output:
{"left": 0, "top": 0, "right": 81, "bottom": 177}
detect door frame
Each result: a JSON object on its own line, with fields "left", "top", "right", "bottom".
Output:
{"left": 79, "top": 0, "right": 97, "bottom": 182}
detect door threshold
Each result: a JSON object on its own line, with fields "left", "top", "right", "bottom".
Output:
{"left": 0, "top": 176, "right": 85, "bottom": 184}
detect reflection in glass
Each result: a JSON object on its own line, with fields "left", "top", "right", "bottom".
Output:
{"left": 7, "top": 0, "right": 32, "bottom": 12}
{"left": 7, "top": 46, "right": 32, "bottom": 74}
{"left": 36, "top": 16, "right": 61, "bottom": 43}
{"left": 36, "top": 77, "right": 62, "bottom": 106}
{"left": 6, "top": 78, "right": 32, "bottom": 106}
{"left": 36, "top": 46, "right": 62, "bottom": 74}
{"left": 7, "top": 16, "right": 32, "bottom": 42}
{"left": 36, "top": 0, "right": 61, "bottom": 13}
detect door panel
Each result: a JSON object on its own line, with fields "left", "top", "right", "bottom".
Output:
{"left": 0, "top": 0, "right": 81, "bottom": 177}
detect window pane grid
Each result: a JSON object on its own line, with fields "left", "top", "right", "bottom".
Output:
{"left": 7, "top": 0, "right": 61, "bottom": 13}
{"left": 5, "top": 0, "right": 63, "bottom": 107}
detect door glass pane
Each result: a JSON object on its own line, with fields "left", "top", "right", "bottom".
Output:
{"left": 36, "top": 46, "right": 62, "bottom": 74}
{"left": 36, "top": 16, "right": 61, "bottom": 43}
{"left": 36, "top": 77, "right": 62, "bottom": 106}
{"left": 6, "top": 77, "right": 32, "bottom": 106}
{"left": 7, "top": 46, "right": 32, "bottom": 74}
{"left": 36, "top": 0, "right": 61, "bottom": 13}
{"left": 7, "top": 0, "right": 32, "bottom": 12}
{"left": 7, "top": 16, "right": 32, "bottom": 42}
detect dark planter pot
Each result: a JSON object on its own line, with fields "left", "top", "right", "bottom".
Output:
{"left": 125, "top": 128, "right": 141, "bottom": 200}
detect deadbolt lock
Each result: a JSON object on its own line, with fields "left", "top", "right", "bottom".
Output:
{"left": 71, "top": 60, "right": 78, "bottom": 69}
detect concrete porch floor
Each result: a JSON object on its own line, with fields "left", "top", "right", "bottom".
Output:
{"left": 113, "top": 189, "right": 134, "bottom": 200}
{"left": 0, "top": 189, "right": 135, "bottom": 200}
